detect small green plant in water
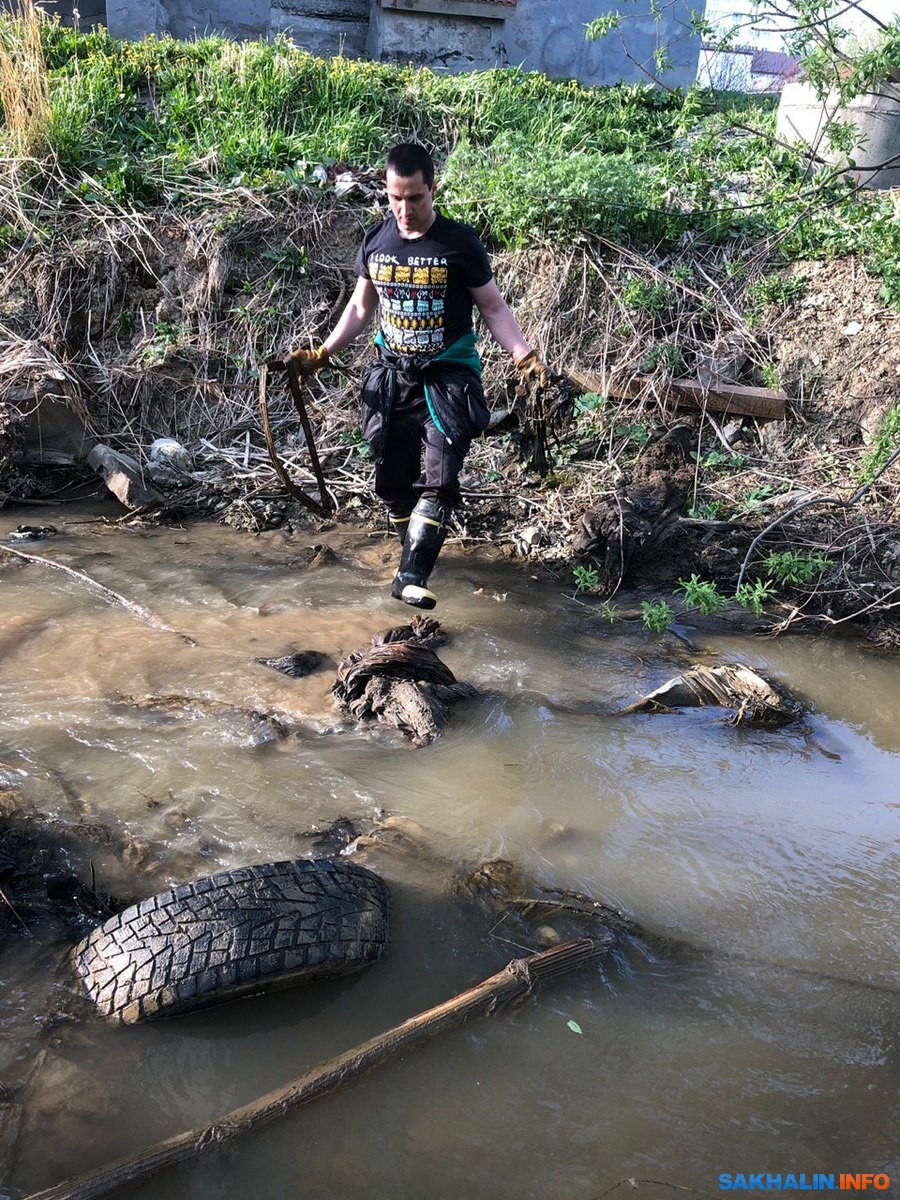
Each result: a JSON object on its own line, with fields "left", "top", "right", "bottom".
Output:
{"left": 641, "top": 599, "right": 673, "bottom": 632}
{"left": 573, "top": 564, "right": 600, "bottom": 593}
{"left": 676, "top": 574, "right": 728, "bottom": 615}
{"left": 600, "top": 599, "right": 620, "bottom": 623}
{"left": 763, "top": 549, "right": 831, "bottom": 585}
{"left": 735, "top": 578, "right": 777, "bottom": 616}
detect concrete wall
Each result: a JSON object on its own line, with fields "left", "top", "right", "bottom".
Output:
{"left": 370, "top": 0, "right": 701, "bottom": 88}
{"left": 270, "top": 0, "right": 369, "bottom": 57}
{"left": 507, "top": 0, "right": 699, "bottom": 87}
{"left": 366, "top": 3, "right": 505, "bottom": 73}
{"left": 105, "top": 0, "right": 369, "bottom": 52}
{"left": 54, "top": 0, "right": 700, "bottom": 89}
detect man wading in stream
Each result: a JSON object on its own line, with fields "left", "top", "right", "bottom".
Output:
{"left": 285, "top": 142, "right": 549, "bottom": 610}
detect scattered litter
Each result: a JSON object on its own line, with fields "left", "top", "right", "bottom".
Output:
{"left": 149, "top": 437, "right": 193, "bottom": 474}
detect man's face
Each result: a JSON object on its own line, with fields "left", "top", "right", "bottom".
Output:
{"left": 386, "top": 168, "right": 436, "bottom": 238}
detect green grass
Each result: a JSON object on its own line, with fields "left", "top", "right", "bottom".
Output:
{"left": 0, "top": 16, "right": 897, "bottom": 300}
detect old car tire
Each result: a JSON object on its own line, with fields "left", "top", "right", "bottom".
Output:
{"left": 70, "top": 858, "right": 390, "bottom": 1024}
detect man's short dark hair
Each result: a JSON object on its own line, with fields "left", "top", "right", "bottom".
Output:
{"left": 386, "top": 143, "right": 435, "bottom": 187}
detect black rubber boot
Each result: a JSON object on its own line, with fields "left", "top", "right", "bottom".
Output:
{"left": 390, "top": 499, "right": 449, "bottom": 610}
{"left": 388, "top": 513, "right": 411, "bottom": 544}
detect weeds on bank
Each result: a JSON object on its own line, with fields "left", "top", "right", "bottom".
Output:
{"left": 573, "top": 556, "right": 829, "bottom": 630}
{"left": 0, "top": 0, "right": 50, "bottom": 157}
{"left": 858, "top": 406, "right": 900, "bottom": 484}
{"left": 763, "top": 549, "right": 831, "bottom": 585}
{"left": 0, "top": 15, "right": 897, "bottom": 300}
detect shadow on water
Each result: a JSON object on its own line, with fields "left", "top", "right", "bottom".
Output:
{"left": 1, "top": 506, "right": 898, "bottom": 1198}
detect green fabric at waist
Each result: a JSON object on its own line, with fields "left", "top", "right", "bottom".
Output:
{"left": 373, "top": 330, "right": 482, "bottom": 376}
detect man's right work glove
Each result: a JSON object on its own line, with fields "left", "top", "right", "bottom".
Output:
{"left": 283, "top": 344, "right": 330, "bottom": 378}
{"left": 515, "top": 349, "right": 550, "bottom": 390}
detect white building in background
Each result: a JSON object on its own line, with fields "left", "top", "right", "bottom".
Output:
{"left": 697, "top": 0, "right": 798, "bottom": 91}
{"left": 697, "top": 0, "right": 900, "bottom": 92}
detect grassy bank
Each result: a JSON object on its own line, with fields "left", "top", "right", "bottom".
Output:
{"left": 0, "top": 10, "right": 897, "bottom": 300}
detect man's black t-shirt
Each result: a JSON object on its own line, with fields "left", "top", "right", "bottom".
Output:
{"left": 355, "top": 212, "right": 493, "bottom": 356}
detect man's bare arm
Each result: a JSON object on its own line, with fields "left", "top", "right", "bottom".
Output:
{"left": 469, "top": 279, "right": 531, "bottom": 362}
{"left": 324, "top": 277, "right": 379, "bottom": 356}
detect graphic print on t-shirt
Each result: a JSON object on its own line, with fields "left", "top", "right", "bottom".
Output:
{"left": 356, "top": 213, "right": 493, "bottom": 356}
{"left": 368, "top": 252, "right": 450, "bottom": 353}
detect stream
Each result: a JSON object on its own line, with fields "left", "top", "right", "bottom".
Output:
{"left": 1, "top": 503, "right": 897, "bottom": 1199}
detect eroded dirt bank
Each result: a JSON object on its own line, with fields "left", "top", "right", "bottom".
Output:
{"left": 1, "top": 190, "right": 898, "bottom": 646}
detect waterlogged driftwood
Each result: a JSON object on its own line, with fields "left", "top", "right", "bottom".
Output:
{"left": 21, "top": 938, "right": 611, "bottom": 1200}
{"left": 568, "top": 366, "right": 787, "bottom": 422}
{"left": 332, "top": 618, "right": 476, "bottom": 745}
{"left": 622, "top": 663, "right": 802, "bottom": 726}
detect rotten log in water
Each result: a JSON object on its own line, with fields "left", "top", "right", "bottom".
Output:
{"left": 621, "top": 663, "right": 803, "bottom": 726}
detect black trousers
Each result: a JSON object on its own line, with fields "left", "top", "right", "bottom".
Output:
{"left": 374, "top": 369, "right": 470, "bottom": 519}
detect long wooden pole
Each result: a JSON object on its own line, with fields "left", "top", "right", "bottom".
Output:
{"left": 21, "top": 938, "right": 611, "bottom": 1200}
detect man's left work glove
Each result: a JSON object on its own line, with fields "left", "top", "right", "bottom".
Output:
{"left": 283, "top": 344, "right": 330, "bottom": 378}
{"left": 515, "top": 350, "right": 550, "bottom": 389}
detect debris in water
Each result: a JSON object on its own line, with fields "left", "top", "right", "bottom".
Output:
{"left": 10, "top": 524, "right": 57, "bottom": 541}
{"left": 332, "top": 617, "right": 476, "bottom": 746}
{"left": 256, "top": 650, "right": 328, "bottom": 677}
{"left": 621, "top": 662, "right": 803, "bottom": 726}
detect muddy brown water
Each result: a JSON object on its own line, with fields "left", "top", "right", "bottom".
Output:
{"left": 1, "top": 505, "right": 898, "bottom": 1200}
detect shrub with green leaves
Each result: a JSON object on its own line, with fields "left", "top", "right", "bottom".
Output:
{"left": 440, "top": 134, "right": 675, "bottom": 250}
{"left": 763, "top": 549, "right": 831, "bottom": 585}
{"left": 676, "top": 574, "right": 728, "bottom": 615}
{"left": 858, "top": 406, "right": 900, "bottom": 484}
